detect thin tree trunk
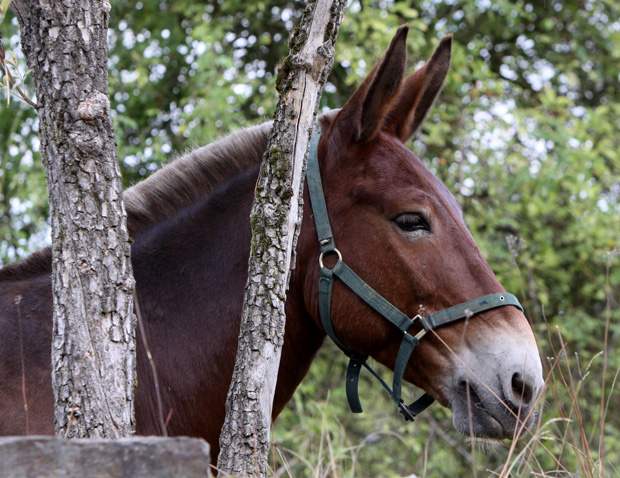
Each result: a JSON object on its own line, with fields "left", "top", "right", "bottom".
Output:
{"left": 216, "top": 0, "right": 346, "bottom": 475}
{"left": 12, "top": 0, "right": 136, "bottom": 438}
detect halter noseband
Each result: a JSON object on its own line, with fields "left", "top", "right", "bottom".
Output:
{"left": 306, "top": 133, "right": 524, "bottom": 421}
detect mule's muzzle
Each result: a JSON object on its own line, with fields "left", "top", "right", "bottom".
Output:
{"left": 451, "top": 367, "right": 543, "bottom": 440}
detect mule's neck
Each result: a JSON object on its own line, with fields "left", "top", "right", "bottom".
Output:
{"left": 273, "top": 269, "right": 326, "bottom": 418}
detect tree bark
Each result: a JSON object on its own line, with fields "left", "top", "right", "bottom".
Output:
{"left": 216, "top": 0, "right": 346, "bottom": 476}
{"left": 12, "top": 0, "right": 136, "bottom": 438}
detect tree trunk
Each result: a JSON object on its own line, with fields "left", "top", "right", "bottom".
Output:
{"left": 216, "top": 0, "right": 346, "bottom": 475}
{"left": 12, "top": 0, "right": 136, "bottom": 438}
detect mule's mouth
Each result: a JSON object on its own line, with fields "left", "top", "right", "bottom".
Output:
{"left": 449, "top": 381, "right": 534, "bottom": 440}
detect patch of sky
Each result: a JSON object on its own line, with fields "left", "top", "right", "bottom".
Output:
{"left": 475, "top": 0, "right": 491, "bottom": 11}
{"left": 466, "top": 151, "right": 478, "bottom": 165}
{"left": 233, "top": 37, "right": 247, "bottom": 49}
{"left": 233, "top": 49, "right": 247, "bottom": 61}
{"left": 597, "top": 198, "right": 609, "bottom": 213}
{"left": 149, "top": 64, "right": 167, "bottom": 82}
{"left": 524, "top": 59, "right": 556, "bottom": 91}
{"left": 223, "top": 68, "right": 237, "bottom": 82}
{"left": 144, "top": 41, "right": 162, "bottom": 59}
{"left": 460, "top": 177, "right": 475, "bottom": 196}
{"left": 21, "top": 150, "right": 33, "bottom": 167}
{"left": 31, "top": 135, "right": 39, "bottom": 152}
{"left": 499, "top": 64, "right": 518, "bottom": 81}
{"left": 121, "top": 70, "right": 139, "bottom": 83}
{"left": 491, "top": 99, "right": 516, "bottom": 125}
{"left": 192, "top": 41, "right": 208, "bottom": 57}
{"left": 355, "top": 59, "right": 367, "bottom": 77}
{"left": 122, "top": 29, "right": 136, "bottom": 49}
{"left": 183, "top": 103, "right": 195, "bottom": 115}
{"left": 570, "top": 105, "right": 586, "bottom": 118}
{"left": 232, "top": 84, "right": 253, "bottom": 98}
{"left": 516, "top": 35, "right": 535, "bottom": 56}
{"left": 124, "top": 155, "right": 139, "bottom": 167}
{"left": 9, "top": 197, "right": 31, "bottom": 215}
{"left": 136, "top": 30, "right": 151, "bottom": 43}
{"left": 349, "top": 1, "right": 361, "bottom": 14}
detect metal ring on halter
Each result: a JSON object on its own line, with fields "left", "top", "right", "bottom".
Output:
{"left": 319, "top": 248, "right": 343, "bottom": 269}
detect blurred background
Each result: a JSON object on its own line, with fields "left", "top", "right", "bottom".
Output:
{"left": 1, "top": 0, "right": 619, "bottom": 476}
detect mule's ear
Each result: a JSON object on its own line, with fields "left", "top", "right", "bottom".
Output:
{"left": 318, "top": 108, "right": 340, "bottom": 136}
{"left": 333, "top": 25, "right": 409, "bottom": 144}
{"left": 386, "top": 35, "right": 452, "bottom": 142}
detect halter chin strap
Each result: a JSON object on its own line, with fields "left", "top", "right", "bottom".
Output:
{"left": 306, "top": 133, "right": 524, "bottom": 421}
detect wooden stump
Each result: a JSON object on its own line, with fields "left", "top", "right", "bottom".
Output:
{"left": 0, "top": 436, "right": 211, "bottom": 478}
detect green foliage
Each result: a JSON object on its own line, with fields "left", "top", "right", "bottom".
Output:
{"left": 1, "top": 0, "right": 619, "bottom": 475}
{"left": 0, "top": 16, "right": 44, "bottom": 260}
{"left": 0, "top": 0, "right": 12, "bottom": 23}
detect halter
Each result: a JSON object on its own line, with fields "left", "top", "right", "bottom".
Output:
{"left": 306, "top": 133, "right": 524, "bottom": 421}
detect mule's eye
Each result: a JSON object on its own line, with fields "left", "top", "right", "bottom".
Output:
{"left": 394, "top": 213, "right": 430, "bottom": 233}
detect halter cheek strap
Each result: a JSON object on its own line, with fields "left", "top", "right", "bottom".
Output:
{"left": 306, "top": 133, "right": 524, "bottom": 421}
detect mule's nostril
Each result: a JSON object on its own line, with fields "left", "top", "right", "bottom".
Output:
{"left": 511, "top": 372, "right": 534, "bottom": 407}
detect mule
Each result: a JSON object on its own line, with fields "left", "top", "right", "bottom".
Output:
{"left": 0, "top": 26, "right": 543, "bottom": 459}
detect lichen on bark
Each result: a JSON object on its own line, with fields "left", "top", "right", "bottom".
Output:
{"left": 216, "top": 0, "right": 347, "bottom": 476}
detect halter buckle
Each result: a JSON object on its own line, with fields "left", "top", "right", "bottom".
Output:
{"left": 398, "top": 401, "right": 416, "bottom": 422}
{"left": 409, "top": 314, "right": 427, "bottom": 340}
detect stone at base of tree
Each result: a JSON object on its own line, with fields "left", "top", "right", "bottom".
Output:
{"left": 0, "top": 436, "right": 211, "bottom": 478}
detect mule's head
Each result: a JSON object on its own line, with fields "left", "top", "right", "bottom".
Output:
{"left": 303, "top": 26, "right": 544, "bottom": 439}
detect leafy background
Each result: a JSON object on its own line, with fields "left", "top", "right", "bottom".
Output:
{"left": 1, "top": 0, "right": 619, "bottom": 476}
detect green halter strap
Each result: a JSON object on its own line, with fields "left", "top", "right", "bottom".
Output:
{"left": 306, "top": 133, "right": 524, "bottom": 421}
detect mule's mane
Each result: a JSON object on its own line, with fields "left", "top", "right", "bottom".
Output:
{"left": 0, "top": 121, "right": 274, "bottom": 282}
{"left": 124, "top": 121, "right": 271, "bottom": 235}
